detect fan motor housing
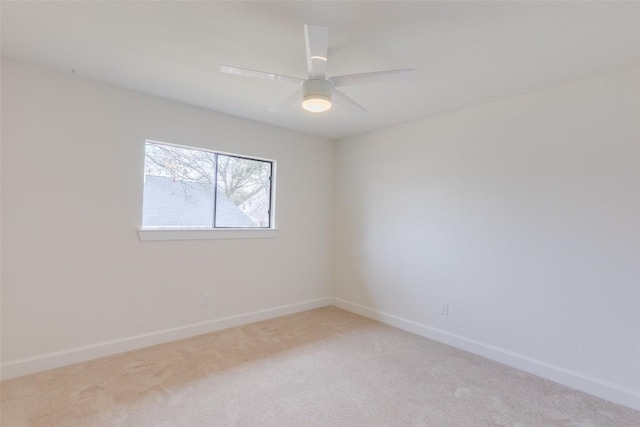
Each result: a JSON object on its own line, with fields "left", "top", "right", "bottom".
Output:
{"left": 302, "top": 79, "right": 332, "bottom": 102}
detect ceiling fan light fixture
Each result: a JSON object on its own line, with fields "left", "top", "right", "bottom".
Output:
{"left": 302, "top": 95, "right": 332, "bottom": 112}
{"left": 220, "top": 24, "right": 412, "bottom": 114}
{"left": 302, "top": 79, "right": 332, "bottom": 113}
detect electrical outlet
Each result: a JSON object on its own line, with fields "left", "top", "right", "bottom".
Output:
{"left": 441, "top": 303, "right": 449, "bottom": 315}
{"left": 202, "top": 294, "right": 210, "bottom": 306}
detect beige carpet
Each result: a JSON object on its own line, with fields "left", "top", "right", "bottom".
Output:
{"left": 1, "top": 307, "right": 639, "bottom": 426}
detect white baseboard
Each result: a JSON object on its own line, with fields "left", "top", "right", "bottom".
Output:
{"left": 332, "top": 297, "right": 640, "bottom": 411}
{"left": 0, "top": 297, "right": 333, "bottom": 380}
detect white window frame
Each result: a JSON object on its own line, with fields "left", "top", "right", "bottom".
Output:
{"left": 138, "top": 140, "right": 277, "bottom": 241}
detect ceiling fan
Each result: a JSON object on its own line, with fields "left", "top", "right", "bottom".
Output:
{"left": 220, "top": 24, "right": 414, "bottom": 113}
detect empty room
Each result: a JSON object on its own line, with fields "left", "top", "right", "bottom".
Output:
{"left": 1, "top": 1, "right": 639, "bottom": 426}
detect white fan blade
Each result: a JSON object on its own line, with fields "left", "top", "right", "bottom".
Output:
{"left": 330, "top": 68, "right": 414, "bottom": 87}
{"left": 304, "top": 24, "right": 329, "bottom": 80}
{"left": 269, "top": 90, "right": 301, "bottom": 112}
{"left": 333, "top": 88, "right": 367, "bottom": 112}
{"left": 220, "top": 65, "right": 303, "bottom": 84}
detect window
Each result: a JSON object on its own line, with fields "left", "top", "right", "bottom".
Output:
{"left": 141, "top": 141, "right": 274, "bottom": 232}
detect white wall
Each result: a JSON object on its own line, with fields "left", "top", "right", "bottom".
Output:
{"left": 334, "top": 68, "right": 640, "bottom": 407}
{"left": 1, "top": 59, "right": 334, "bottom": 371}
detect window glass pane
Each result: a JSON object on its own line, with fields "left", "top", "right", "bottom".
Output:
{"left": 142, "top": 142, "right": 216, "bottom": 228}
{"left": 215, "top": 154, "right": 272, "bottom": 228}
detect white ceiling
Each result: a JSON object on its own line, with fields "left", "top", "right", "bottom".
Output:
{"left": 2, "top": 1, "right": 639, "bottom": 140}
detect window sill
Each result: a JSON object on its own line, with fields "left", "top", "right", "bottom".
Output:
{"left": 137, "top": 228, "right": 277, "bottom": 241}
